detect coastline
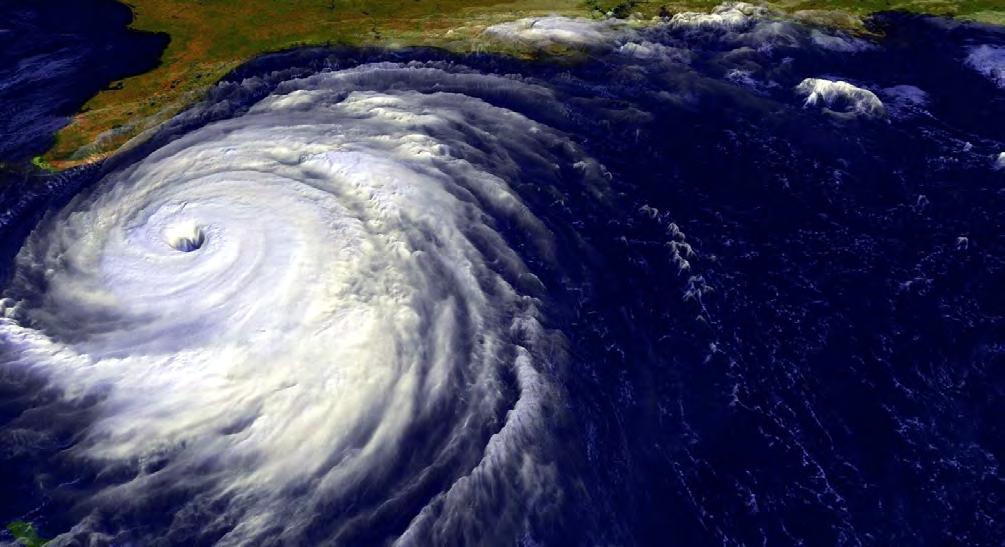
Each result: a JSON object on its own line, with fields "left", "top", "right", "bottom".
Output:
{"left": 7, "top": 0, "right": 1005, "bottom": 171}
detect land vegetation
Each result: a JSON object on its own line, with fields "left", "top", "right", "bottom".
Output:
{"left": 5, "top": 520, "right": 46, "bottom": 546}
{"left": 37, "top": 0, "right": 1004, "bottom": 168}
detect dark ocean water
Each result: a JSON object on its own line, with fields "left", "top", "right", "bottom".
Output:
{"left": 0, "top": 2, "right": 1003, "bottom": 546}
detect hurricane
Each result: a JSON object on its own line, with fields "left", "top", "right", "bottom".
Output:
{"left": 0, "top": 60, "right": 608, "bottom": 544}
{"left": 1, "top": 3, "right": 1003, "bottom": 545}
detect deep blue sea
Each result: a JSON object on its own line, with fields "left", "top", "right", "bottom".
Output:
{"left": 0, "top": 2, "right": 1002, "bottom": 546}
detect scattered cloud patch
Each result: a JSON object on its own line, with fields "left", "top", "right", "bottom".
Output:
{"left": 796, "top": 78, "right": 885, "bottom": 118}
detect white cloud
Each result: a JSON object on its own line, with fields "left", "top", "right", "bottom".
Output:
{"left": 796, "top": 78, "right": 886, "bottom": 118}
{"left": 668, "top": 2, "right": 766, "bottom": 31}
{"left": 966, "top": 45, "right": 1005, "bottom": 88}
{"left": 483, "top": 16, "right": 630, "bottom": 50}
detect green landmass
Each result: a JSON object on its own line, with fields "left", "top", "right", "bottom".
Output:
{"left": 30, "top": 156, "right": 55, "bottom": 172}
{"left": 37, "top": 0, "right": 1004, "bottom": 169}
{"left": 5, "top": 520, "right": 48, "bottom": 547}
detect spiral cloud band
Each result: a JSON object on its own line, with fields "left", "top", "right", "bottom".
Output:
{"left": 0, "top": 61, "right": 606, "bottom": 545}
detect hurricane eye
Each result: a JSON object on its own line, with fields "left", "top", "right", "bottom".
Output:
{"left": 165, "top": 225, "right": 206, "bottom": 253}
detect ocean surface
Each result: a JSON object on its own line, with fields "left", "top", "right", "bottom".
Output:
{"left": 0, "top": 2, "right": 1002, "bottom": 545}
